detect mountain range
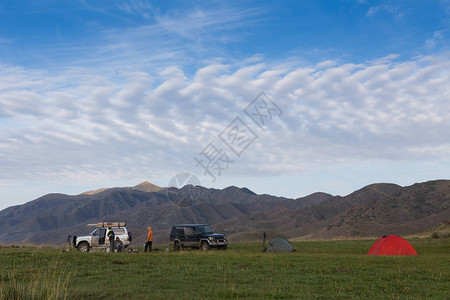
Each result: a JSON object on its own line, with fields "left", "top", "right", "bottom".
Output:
{"left": 0, "top": 180, "right": 448, "bottom": 245}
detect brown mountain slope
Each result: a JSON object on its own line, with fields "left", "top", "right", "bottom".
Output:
{"left": 0, "top": 184, "right": 331, "bottom": 244}
{"left": 0, "top": 180, "right": 448, "bottom": 245}
{"left": 82, "top": 181, "right": 162, "bottom": 195}
{"left": 219, "top": 180, "right": 450, "bottom": 241}
{"left": 285, "top": 180, "right": 450, "bottom": 239}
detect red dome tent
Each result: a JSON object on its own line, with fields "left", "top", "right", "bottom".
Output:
{"left": 367, "top": 235, "right": 418, "bottom": 256}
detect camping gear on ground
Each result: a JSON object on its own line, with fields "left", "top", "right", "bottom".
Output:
{"left": 62, "top": 235, "right": 72, "bottom": 252}
{"left": 367, "top": 235, "right": 418, "bottom": 256}
{"left": 264, "top": 236, "right": 295, "bottom": 253}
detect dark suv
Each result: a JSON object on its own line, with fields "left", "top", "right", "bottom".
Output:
{"left": 170, "top": 224, "right": 228, "bottom": 251}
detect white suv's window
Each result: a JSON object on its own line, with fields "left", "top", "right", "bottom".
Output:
{"left": 113, "top": 228, "right": 125, "bottom": 235}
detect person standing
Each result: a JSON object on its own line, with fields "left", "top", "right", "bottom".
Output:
{"left": 145, "top": 227, "right": 153, "bottom": 252}
{"left": 107, "top": 227, "right": 115, "bottom": 253}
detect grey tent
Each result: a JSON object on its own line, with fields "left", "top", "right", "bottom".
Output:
{"left": 265, "top": 237, "right": 295, "bottom": 252}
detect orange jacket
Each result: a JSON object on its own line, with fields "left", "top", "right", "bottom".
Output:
{"left": 147, "top": 227, "right": 153, "bottom": 242}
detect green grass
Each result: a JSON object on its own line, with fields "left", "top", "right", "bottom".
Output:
{"left": 0, "top": 238, "right": 449, "bottom": 299}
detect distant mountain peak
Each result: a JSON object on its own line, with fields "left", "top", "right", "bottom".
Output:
{"left": 239, "top": 187, "right": 256, "bottom": 195}
{"left": 350, "top": 183, "right": 402, "bottom": 197}
{"left": 222, "top": 186, "right": 255, "bottom": 194}
{"left": 133, "top": 181, "right": 162, "bottom": 192}
{"left": 81, "top": 188, "right": 110, "bottom": 195}
{"left": 81, "top": 181, "right": 162, "bottom": 195}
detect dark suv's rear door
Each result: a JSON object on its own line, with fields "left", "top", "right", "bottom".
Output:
{"left": 184, "top": 226, "right": 199, "bottom": 247}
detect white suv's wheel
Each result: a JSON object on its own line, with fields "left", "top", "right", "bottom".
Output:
{"left": 77, "top": 242, "right": 90, "bottom": 252}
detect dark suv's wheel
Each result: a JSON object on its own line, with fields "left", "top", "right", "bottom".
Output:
{"left": 174, "top": 241, "right": 182, "bottom": 251}
{"left": 200, "top": 241, "right": 210, "bottom": 251}
{"left": 77, "top": 242, "right": 90, "bottom": 252}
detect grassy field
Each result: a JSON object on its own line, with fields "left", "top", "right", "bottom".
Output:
{"left": 0, "top": 238, "right": 449, "bottom": 299}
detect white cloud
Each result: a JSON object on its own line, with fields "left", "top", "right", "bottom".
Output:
{"left": 63, "top": 6, "right": 267, "bottom": 71}
{"left": 366, "top": 5, "right": 402, "bottom": 17}
{"left": 117, "top": 0, "right": 154, "bottom": 19}
{"left": 0, "top": 53, "right": 449, "bottom": 187}
{"left": 424, "top": 31, "right": 446, "bottom": 52}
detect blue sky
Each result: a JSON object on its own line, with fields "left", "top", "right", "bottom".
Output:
{"left": 1, "top": 1, "right": 448, "bottom": 67}
{"left": 0, "top": 0, "right": 449, "bottom": 209}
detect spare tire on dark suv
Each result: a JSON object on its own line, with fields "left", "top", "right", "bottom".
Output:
{"left": 170, "top": 224, "right": 228, "bottom": 251}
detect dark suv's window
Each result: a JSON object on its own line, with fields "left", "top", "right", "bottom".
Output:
{"left": 196, "top": 225, "right": 213, "bottom": 234}
{"left": 184, "top": 227, "right": 196, "bottom": 237}
{"left": 173, "top": 228, "right": 185, "bottom": 237}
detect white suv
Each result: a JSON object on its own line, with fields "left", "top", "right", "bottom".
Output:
{"left": 74, "top": 222, "right": 132, "bottom": 252}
